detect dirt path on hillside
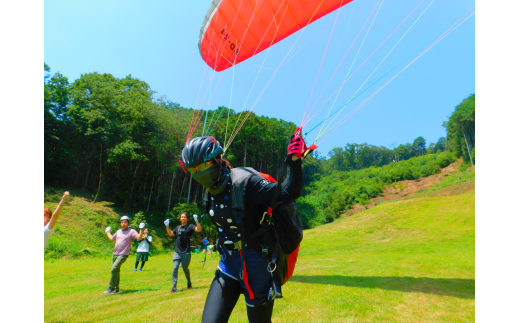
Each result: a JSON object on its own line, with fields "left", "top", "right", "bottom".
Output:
{"left": 342, "top": 159, "right": 475, "bottom": 217}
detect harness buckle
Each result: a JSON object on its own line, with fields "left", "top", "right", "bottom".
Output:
{"left": 233, "top": 240, "right": 242, "bottom": 250}
{"left": 262, "top": 245, "right": 268, "bottom": 254}
{"left": 267, "top": 287, "right": 274, "bottom": 300}
{"left": 260, "top": 212, "right": 272, "bottom": 225}
{"left": 223, "top": 241, "right": 235, "bottom": 255}
{"left": 267, "top": 262, "right": 277, "bottom": 273}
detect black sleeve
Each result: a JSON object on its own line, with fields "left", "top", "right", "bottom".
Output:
{"left": 244, "top": 158, "right": 303, "bottom": 206}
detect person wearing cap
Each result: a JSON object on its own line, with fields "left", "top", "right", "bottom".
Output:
{"left": 164, "top": 212, "right": 202, "bottom": 294}
{"left": 103, "top": 216, "right": 145, "bottom": 295}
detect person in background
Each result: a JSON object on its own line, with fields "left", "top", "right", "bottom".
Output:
{"left": 164, "top": 212, "right": 202, "bottom": 294}
{"left": 44, "top": 191, "right": 70, "bottom": 247}
{"left": 103, "top": 216, "right": 144, "bottom": 295}
{"left": 134, "top": 228, "right": 152, "bottom": 272}
{"left": 203, "top": 237, "right": 209, "bottom": 254}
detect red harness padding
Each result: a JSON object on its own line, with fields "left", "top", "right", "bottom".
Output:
{"left": 285, "top": 244, "right": 299, "bottom": 284}
{"left": 258, "top": 172, "right": 276, "bottom": 183}
{"left": 239, "top": 249, "right": 255, "bottom": 299}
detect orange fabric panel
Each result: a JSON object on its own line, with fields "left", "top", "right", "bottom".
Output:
{"left": 199, "top": 0, "right": 355, "bottom": 72}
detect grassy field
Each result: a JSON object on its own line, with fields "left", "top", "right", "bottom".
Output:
{"left": 45, "top": 186, "right": 474, "bottom": 322}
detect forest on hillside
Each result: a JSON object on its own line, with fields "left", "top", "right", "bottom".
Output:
{"left": 296, "top": 93, "right": 475, "bottom": 228}
{"left": 44, "top": 64, "right": 474, "bottom": 231}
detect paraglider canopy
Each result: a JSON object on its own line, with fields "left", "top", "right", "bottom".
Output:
{"left": 198, "top": 0, "right": 354, "bottom": 72}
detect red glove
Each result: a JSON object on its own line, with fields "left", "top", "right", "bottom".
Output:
{"left": 288, "top": 135, "right": 304, "bottom": 156}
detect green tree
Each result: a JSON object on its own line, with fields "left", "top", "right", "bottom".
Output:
{"left": 435, "top": 137, "right": 446, "bottom": 152}
{"left": 412, "top": 137, "right": 427, "bottom": 156}
{"left": 444, "top": 94, "right": 475, "bottom": 165}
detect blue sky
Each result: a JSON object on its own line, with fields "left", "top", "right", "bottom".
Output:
{"left": 44, "top": 0, "right": 475, "bottom": 156}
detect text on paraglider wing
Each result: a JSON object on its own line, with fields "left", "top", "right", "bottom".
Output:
{"left": 220, "top": 29, "right": 240, "bottom": 55}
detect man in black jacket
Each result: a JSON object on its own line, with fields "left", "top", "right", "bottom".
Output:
{"left": 164, "top": 212, "right": 202, "bottom": 293}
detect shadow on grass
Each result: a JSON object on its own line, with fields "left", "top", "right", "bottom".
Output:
{"left": 290, "top": 275, "right": 474, "bottom": 299}
{"left": 118, "top": 288, "right": 160, "bottom": 295}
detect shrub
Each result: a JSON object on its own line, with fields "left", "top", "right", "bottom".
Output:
{"left": 299, "top": 153, "right": 456, "bottom": 228}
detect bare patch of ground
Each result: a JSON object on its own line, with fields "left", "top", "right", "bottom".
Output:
{"left": 378, "top": 159, "right": 462, "bottom": 202}
{"left": 342, "top": 159, "right": 475, "bottom": 218}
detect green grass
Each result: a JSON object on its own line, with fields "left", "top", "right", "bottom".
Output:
{"left": 45, "top": 189, "right": 474, "bottom": 322}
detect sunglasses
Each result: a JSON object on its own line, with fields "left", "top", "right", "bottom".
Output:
{"left": 188, "top": 160, "right": 214, "bottom": 174}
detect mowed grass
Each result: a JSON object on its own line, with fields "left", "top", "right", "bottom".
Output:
{"left": 45, "top": 192, "right": 474, "bottom": 322}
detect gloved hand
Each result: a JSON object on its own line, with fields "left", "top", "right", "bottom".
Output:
{"left": 193, "top": 214, "right": 199, "bottom": 222}
{"left": 147, "top": 236, "right": 153, "bottom": 243}
{"left": 164, "top": 219, "right": 170, "bottom": 226}
{"left": 288, "top": 134, "right": 304, "bottom": 158}
{"left": 139, "top": 222, "right": 145, "bottom": 229}
{"left": 105, "top": 227, "right": 111, "bottom": 233}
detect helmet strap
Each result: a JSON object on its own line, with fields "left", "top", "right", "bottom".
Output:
{"left": 208, "top": 164, "right": 229, "bottom": 195}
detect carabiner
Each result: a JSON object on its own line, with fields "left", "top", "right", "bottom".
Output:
{"left": 260, "top": 212, "right": 268, "bottom": 224}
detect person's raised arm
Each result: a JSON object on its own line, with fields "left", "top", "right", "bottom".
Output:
{"left": 137, "top": 223, "right": 145, "bottom": 241}
{"left": 245, "top": 136, "right": 304, "bottom": 205}
{"left": 193, "top": 214, "right": 202, "bottom": 233}
{"left": 48, "top": 191, "right": 70, "bottom": 230}
{"left": 164, "top": 219, "right": 175, "bottom": 237}
{"left": 245, "top": 158, "right": 303, "bottom": 205}
{"left": 105, "top": 227, "right": 115, "bottom": 241}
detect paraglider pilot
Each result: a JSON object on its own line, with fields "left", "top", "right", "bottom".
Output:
{"left": 179, "top": 134, "right": 305, "bottom": 323}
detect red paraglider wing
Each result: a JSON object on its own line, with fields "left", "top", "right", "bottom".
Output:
{"left": 198, "top": 0, "right": 354, "bottom": 72}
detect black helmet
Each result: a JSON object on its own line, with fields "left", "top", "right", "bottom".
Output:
{"left": 180, "top": 136, "right": 224, "bottom": 169}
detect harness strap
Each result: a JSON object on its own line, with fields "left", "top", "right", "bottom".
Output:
{"left": 239, "top": 249, "right": 255, "bottom": 300}
{"left": 266, "top": 156, "right": 290, "bottom": 218}
{"left": 245, "top": 223, "right": 270, "bottom": 244}
{"left": 270, "top": 231, "right": 280, "bottom": 270}
{"left": 235, "top": 195, "right": 255, "bottom": 299}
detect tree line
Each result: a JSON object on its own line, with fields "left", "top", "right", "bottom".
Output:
{"left": 44, "top": 64, "right": 297, "bottom": 226}
{"left": 45, "top": 63, "right": 474, "bottom": 231}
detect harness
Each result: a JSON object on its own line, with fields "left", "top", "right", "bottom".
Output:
{"left": 204, "top": 158, "right": 290, "bottom": 299}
